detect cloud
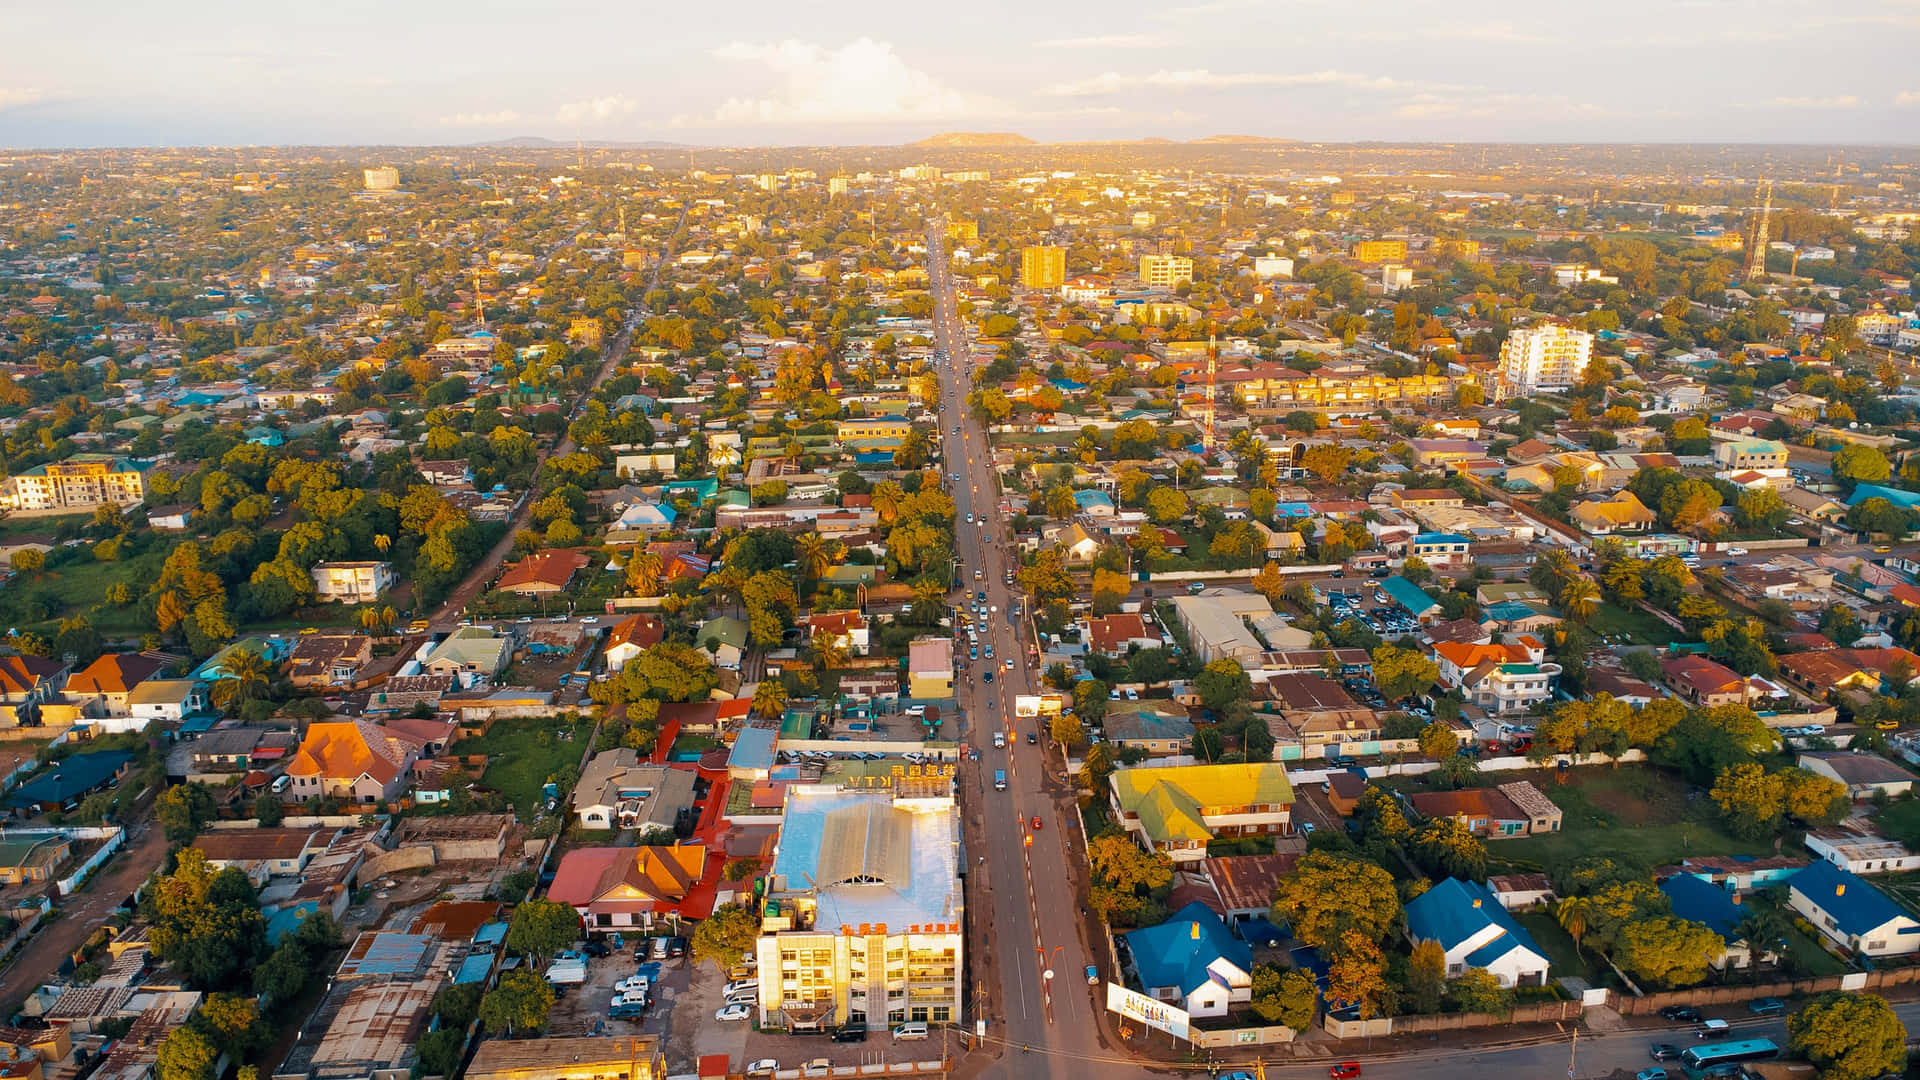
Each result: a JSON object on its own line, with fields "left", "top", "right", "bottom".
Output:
{"left": 1897, "top": 91, "right": 1920, "bottom": 106}
{"left": 1152, "top": 0, "right": 1269, "bottom": 21}
{"left": 556, "top": 95, "right": 639, "bottom": 125}
{"left": 439, "top": 109, "right": 521, "bottom": 127}
{"left": 694, "top": 38, "right": 992, "bottom": 126}
{"left": 0, "top": 88, "right": 44, "bottom": 111}
{"left": 1036, "top": 34, "right": 1162, "bottom": 49}
{"left": 1041, "top": 68, "right": 1409, "bottom": 98}
{"left": 1761, "top": 95, "right": 1862, "bottom": 108}
{"left": 1392, "top": 91, "right": 1616, "bottom": 121}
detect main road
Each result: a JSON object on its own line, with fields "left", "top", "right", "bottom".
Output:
{"left": 921, "top": 219, "right": 1920, "bottom": 1080}
{"left": 926, "top": 221, "right": 1109, "bottom": 1080}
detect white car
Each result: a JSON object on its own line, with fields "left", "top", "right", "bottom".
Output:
{"left": 724, "top": 978, "right": 759, "bottom": 996}
{"left": 614, "top": 976, "right": 649, "bottom": 994}
{"left": 715, "top": 1003, "right": 752, "bottom": 1022}
{"left": 745, "top": 1063, "right": 779, "bottom": 1079}
{"left": 1801, "top": 724, "right": 1827, "bottom": 735}
{"left": 1727, "top": 546, "right": 1749, "bottom": 557}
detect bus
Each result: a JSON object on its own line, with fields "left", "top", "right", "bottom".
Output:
{"left": 1680, "top": 1039, "right": 1779, "bottom": 1072}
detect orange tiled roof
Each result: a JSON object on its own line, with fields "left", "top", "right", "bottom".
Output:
{"left": 287, "top": 720, "right": 410, "bottom": 784}
{"left": 0, "top": 655, "right": 62, "bottom": 696}
{"left": 594, "top": 844, "right": 706, "bottom": 903}
{"left": 67, "top": 653, "right": 167, "bottom": 696}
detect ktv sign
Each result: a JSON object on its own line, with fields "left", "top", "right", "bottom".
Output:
{"left": 1104, "top": 982, "right": 1191, "bottom": 1041}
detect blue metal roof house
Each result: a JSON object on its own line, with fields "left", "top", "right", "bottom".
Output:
{"left": 1380, "top": 576, "right": 1440, "bottom": 618}
{"left": 1789, "top": 861, "right": 1920, "bottom": 956}
{"left": 6, "top": 751, "right": 133, "bottom": 815}
{"left": 1123, "top": 901, "right": 1253, "bottom": 1018}
{"left": 1404, "top": 878, "right": 1550, "bottom": 987}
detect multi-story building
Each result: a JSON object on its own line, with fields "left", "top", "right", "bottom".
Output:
{"left": 1139, "top": 254, "right": 1194, "bottom": 289}
{"left": 1020, "top": 246, "right": 1066, "bottom": 289}
{"left": 1714, "top": 438, "right": 1789, "bottom": 471}
{"left": 1108, "top": 763, "right": 1294, "bottom": 864}
{"left": 309, "top": 561, "right": 396, "bottom": 604}
{"left": 1225, "top": 369, "right": 1466, "bottom": 413}
{"left": 363, "top": 166, "right": 399, "bottom": 191}
{"left": 1431, "top": 639, "right": 1559, "bottom": 714}
{"left": 1494, "top": 324, "right": 1594, "bottom": 400}
{"left": 755, "top": 773, "right": 963, "bottom": 1032}
{"left": 0, "top": 456, "right": 145, "bottom": 512}
{"left": 466, "top": 1037, "right": 666, "bottom": 1080}
{"left": 1351, "top": 240, "right": 1407, "bottom": 263}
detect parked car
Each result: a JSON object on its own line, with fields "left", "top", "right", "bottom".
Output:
{"left": 1085, "top": 965, "right": 1100, "bottom": 985}
{"left": 1636, "top": 1069, "right": 1670, "bottom": 1080}
{"left": 892, "top": 1022, "right": 928, "bottom": 1041}
{"left": 1747, "top": 998, "right": 1785, "bottom": 1016}
{"left": 724, "top": 979, "right": 759, "bottom": 996}
{"left": 1649, "top": 1044, "right": 1682, "bottom": 1061}
{"left": 1659, "top": 1006, "right": 1702, "bottom": 1023}
{"left": 715, "top": 1004, "right": 752, "bottom": 1022}
{"left": 744, "top": 1062, "right": 778, "bottom": 1078}
{"left": 831, "top": 1025, "right": 866, "bottom": 1043}
{"left": 802, "top": 1062, "right": 833, "bottom": 1078}
{"left": 582, "top": 942, "right": 610, "bottom": 958}
{"left": 1330, "top": 1063, "right": 1362, "bottom": 1080}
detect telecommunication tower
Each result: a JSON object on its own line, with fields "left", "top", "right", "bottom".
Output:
{"left": 1202, "top": 334, "right": 1219, "bottom": 451}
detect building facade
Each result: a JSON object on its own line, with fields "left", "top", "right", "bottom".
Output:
{"left": 1494, "top": 324, "right": 1594, "bottom": 400}
{"left": 1139, "top": 255, "right": 1194, "bottom": 289}
{"left": 0, "top": 457, "right": 145, "bottom": 511}
{"left": 1019, "top": 246, "right": 1066, "bottom": 289}
{"left": 310, "top": 562, "right": 397, "bottom": 604}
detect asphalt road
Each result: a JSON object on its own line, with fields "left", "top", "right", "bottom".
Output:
{"left": 927, "top": 221, "right": 1108, "bottom": 1080}
{"left": 429, "top": 204, "right": 688, "bottom": 627}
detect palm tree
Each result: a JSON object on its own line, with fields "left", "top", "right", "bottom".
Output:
{"left": 871, "top": 481, "right": 904, "bottom": 525}
{"left": 1555, "top": 896, "right": 1594, "bottom": 956}
{"left": 212, "top": 648, "right": 273, "bottom": 714}
{"left": 809, "top": 632, "right": 851, "bottom": 673}
{"left": 795, "top": 534, "right": 837, "bottom": 584}
{"left": 751, "top": 679, "right": 787, "bottom": 720}
{"left": 1559, "top": 577, "right": 1601, "bottom": 623}
{"left": 626, "top": 551, "right": 664, "bottom": 597}
{"left": 910, "top": 579, "right": 947, "bottom": 624}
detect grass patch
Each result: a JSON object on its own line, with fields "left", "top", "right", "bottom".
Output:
{"left": 449, "top": 715, "right": 593, "bottom": 821}
{"left": 670, "top": 734, "right": 722, "bottom": 754}
{"left": 1587, "top": 602, "right": 1679, "bottom": 647}
{"left": 14, "top": 550, "right": 167, "bottom": 636}
{"left": 1477, "top": 765, "right": 1777, "bottom": 874}
{"left": 1779, "top": 923, "right": 1850, "bottom": 977}
{"left": 1514, "top": 910, "right": 1604, "bottom": 984}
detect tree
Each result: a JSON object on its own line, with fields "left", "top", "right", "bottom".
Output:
{"left": 1050, "top": 711, "right": 1084, "bottom": 747}
{"left": 1405, "top": 939, "right": 1447, "bottom": 1014}
{"left": 1445, "top": 968, "right": 1514, "bottom": 1016}
{"left": 252, "top": 792, "right": 283, "bottom": 826}
{"left": 1709, "top": 762, "right": 1785, "bottom": 840}
{"left": 1410, "top": 818, "right": 1487, "bottom": 881}
{"left": 1778, "top": 766, "right": 1847, "bottom": 826}
{"left": 1831, "top": 445, "right": 1892, "bottom": 490}
{"left": 192, "top": 993, "right": 269, "bottom": 1061}
{"left": 156, "top": 1028, "right": 219, "bottom": 1080}
{"left": 1302, "top": 444, "right": 1353, "bottom": 483}
{"left": 1371, "top": 645, "right": 1438, "bottom": 702}
{"left": 1145, "top": 487, "right": 1190, "bottom": 525}
{"left": 1249, "top": 965, "right": 1318, "bottom": 1029}
{"left": 1787, "top": 991, "right": 1908, "bottom": 1080}
{"left": 1555, "top": 895, "right": 1594, "bottom": 955}
{"left": 692, "top": 902, "right": 760, "bottom": 971}
{"left": 479, "top": 968, "right": 554, "bottom": 1036}
{"left": 157, "top": 783, "right": 217, "bottom": 842}
{"left": 1073, "top": 678, "right": 1109, "bottom": 724}
{"left": 1616, "top": 916, "right": 1724, "bottom": 988}
{"left": 1417, "top": 721, "right": 1457, "bottom": 760}
{"left": 1270, "top": 852, "right": 1400, "bottom": 950}
{"left": 722, "top": 857, "right": 761, "bottom": 882}
{"left": 1194, "top": 658, "right": 1252, "bottom": 711}
{"left": 751, "top": 679, "right": 787, "bottom": 720}
{"left": 1326, "top": 932, "right": 1389, "bottom": 1019}
{"left": 145, "top": 849, "right": 268, "bottom": 992}
{"left": 504, "top": 899, "right": 579, "bottom": 964}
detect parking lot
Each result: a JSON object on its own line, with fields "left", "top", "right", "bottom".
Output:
{"left": 546, "top": 936, "right": 692, "bottom": 1046}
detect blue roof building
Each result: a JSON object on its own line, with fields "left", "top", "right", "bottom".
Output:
{"left": 1789, "top": 860, "right": 1920, "bottom": 956}
{"left": 6, "top": 751, "right": 133, "bottom": 814}
{"left": 1845, "top": 483, "right": 1920, "bottom": 510}
{"left": 1073, "top": 489, "right": 1116, "bottom": 514}
{"left": 1404, "top": 878, "right": 1550, "bottom": 987}
{"left": 1658, "top": 874, "right": 1746, "bottom": 942}
{"left": 1380, "top": 576, "right": 1440, "bottom": 618}
{"left": 1123, "top": 902, "right": 1253, "bottom": 1018}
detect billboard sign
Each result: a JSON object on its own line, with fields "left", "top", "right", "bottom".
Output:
{"left": 1105, "top": 982, "right": 1190, "bottom": 1041}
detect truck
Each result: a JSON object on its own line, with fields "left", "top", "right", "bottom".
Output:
{"left": 547, "top": 958, "right": 589, "bottom": 985}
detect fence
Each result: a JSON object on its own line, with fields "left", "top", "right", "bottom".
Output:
{"left": 1322, "top": 999, "right": 1580, "bottom": 1038}
{"left": 53, "top": 826, "right": 125, "bottom": 897}
{"left": 1608, "top": 967, "right": 1920, "bottom": 1015}
{"left": 1189, "top": 1023, "right": 1297, "bottom": 1048}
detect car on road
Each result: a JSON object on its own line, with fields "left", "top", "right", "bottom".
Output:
{"left": 1799, "top": 724, "right": 1825, "bottom": 735}
{"left": 993, "top": 732, "right": 1006, "bottom": 748}
{"left": 1330, "top": 1063, "right": 1362, "bottom": 1080}
{"left": 1636, "top": 1069, "right": 1670, "bottom": 1080}
{"left": 1327, "top": 755, "right": 1358, "bottom": 768}
{"left": 1727, "top": 546, "right": 1748, "bottom": 556}
{"left": 1086, "top": 965, "right": 1100, "bottom": 984}
{"left": 1030, "top": 816, "right": 1042, "bottom": 830}
{"left": 984, "top": 671, "right": 994, "bottom": 683}
{"left": 1649, "top": 1044, "right": 1681, "bottom": 1061}
{"left": 1004, "top": 659, "right": 1014, "bottom": 671}
{"left": 1747, "top": 997, "right": 1785, "bottom": 1016}
{"left": 1695, "top": 1019, "right": 1732, "bottom": 1039}
{"left": 1221, "top": 1073, "right": 1258, "bottom": 1080}
{"left": 715, "top": 1004, "right": 751, "bottom": 1022}
{"left": 1026, "top": 732, "right": 1036, "bottom": 744}
{"left": 1658, "top": 1005, "right": 1701, "bottom": 1023}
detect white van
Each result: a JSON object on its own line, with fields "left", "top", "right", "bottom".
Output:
{"left": 893, "top": 1022, "right": 929, "bottom": 1041}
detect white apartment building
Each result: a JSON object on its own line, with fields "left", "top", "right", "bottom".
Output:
{"left": 309, "top": 561, "right": 397, "bottom": 604}
{"left": 755, "top": 776, "right": 963, "bottom": 1032}
{"left": 1139, "top": 255, "right": 1194, "bottom": 289}
{"left": 0, "top": 457, "right": 146, "bottom": 512}
{"left": 363, "top": 166, "right": 400, "bottom": 191}
{"left": 1495, "top": 324, "right": 1594, "bottom": 400}
{"left": 1253, "top": 254, "right": 1294, "bottom": 279}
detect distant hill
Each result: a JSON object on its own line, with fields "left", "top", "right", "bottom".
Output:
{"left": 473, "top": 136, "right": 689, "bottom": 149}
{"left": 1190, "top": 134, "right": 1297, "bottom": 145}
{"left": 912, "top": 132, "right": 1036, "bottom": 148}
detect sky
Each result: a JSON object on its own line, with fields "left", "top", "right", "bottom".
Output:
{"left": 2, "top": 0, "right": 1918, "bottom": 148}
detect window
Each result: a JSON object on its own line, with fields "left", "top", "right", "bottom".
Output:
{"left": 910, "top": 1007, "right": 929, "bottom": 1022}
{"left": 932, "top": 1007, "right": 951, "bottom": 1022}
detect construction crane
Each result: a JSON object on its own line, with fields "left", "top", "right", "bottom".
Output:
{"left": 1745, "top": 179, "right": 1773, "bottom": 283}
